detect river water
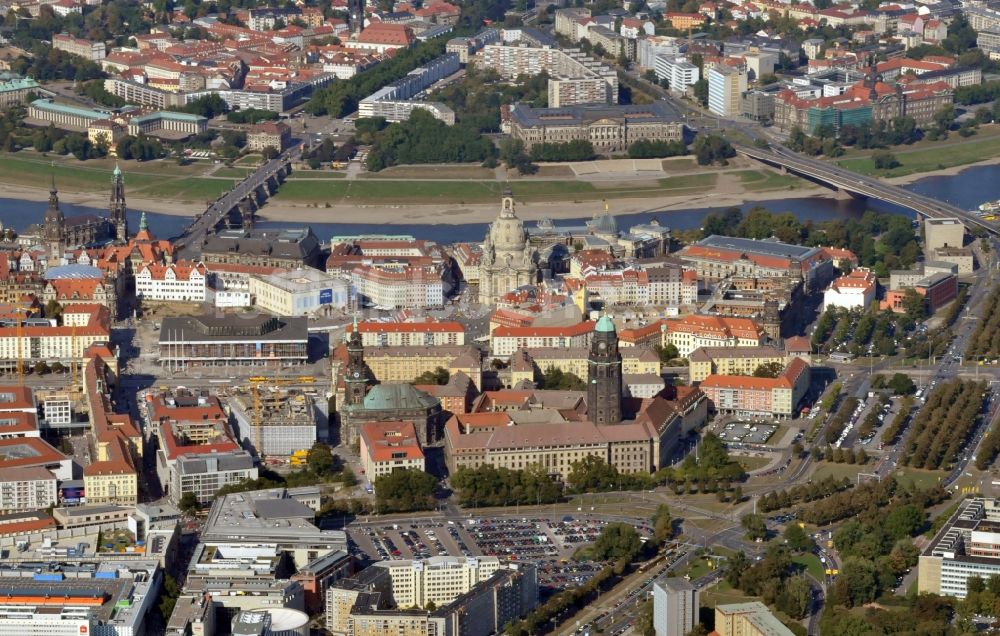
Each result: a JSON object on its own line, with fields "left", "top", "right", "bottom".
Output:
{"left": 0, "top": 164, "right": 997, "bottom": 244}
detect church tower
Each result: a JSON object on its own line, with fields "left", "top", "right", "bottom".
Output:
{"left": 43, "top": 177, "right": 65, "bottom": 266}
{"left": 588, "top": 314, "right": 622, "bottom": 425}
{"left": 349, "top": 0, "right": 364, "bottom": 36}
{"left": 110, "top": 163, "right": 128, "bottom": 243}
{"left": 344, "top": 316, "right": 369, "bottom": 406}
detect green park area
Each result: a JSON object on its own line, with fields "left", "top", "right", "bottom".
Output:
{"left": 836, "top": 129, "right": 1000, "bottom": 177}
{"left": 733, "top": 169, "right": 805, "bottom": 192}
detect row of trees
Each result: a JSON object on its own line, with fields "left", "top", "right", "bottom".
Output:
{"left": 528, "top": 140, "right": 595, "bottom": 162}
{"left": 901, "top": 379, "right": 986, "bottom": 470}
{"left": 786, "top": 116, "right": 922, "bottom": 159}
{"left": 374, "top": 468, "right": 438, "bottom": 513}
{"left": 626, "top": 139, "right": 688, "bottom": 159}
{"left": 880, "top": 397, "right": 914, "bottom": 446}
{"left": 757, "top": 475, "right": 853, "bottom": 513}
{"left": 977, "top": 419, "right": 1000, "bottom": 470}
{"left": 450, "top": 464, "right": 563, "bottom": 508}
{"left": 856, "top": 399, "right": 887, "bottom": 440}
{"left": 815, "top": 445, "right": 870, "bottom": 465}
{"left": 226, "top": 108, "right": 278, "bottom": 124}
{"left": 824, "top": 396, "right": 859, "bottom": 445}
{"left": 965, "top": 285, "right": 1000, "bottom": 358}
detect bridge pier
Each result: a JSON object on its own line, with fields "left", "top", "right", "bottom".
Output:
{"left": 266, "top": 175, "right": 279, "bottom": 195}
{"left": 834, "top": 187, "right": 853, "bottom": 201}
{"left": 778, "top": 165, "right": 788, "bottom": 175}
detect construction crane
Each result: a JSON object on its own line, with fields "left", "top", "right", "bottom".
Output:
{"left": 247, "top": 376, "right": 315, "bottom": 462}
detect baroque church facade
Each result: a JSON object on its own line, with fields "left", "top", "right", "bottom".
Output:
{"left": 478, "top": 193, "right": 538, "bottom": 305}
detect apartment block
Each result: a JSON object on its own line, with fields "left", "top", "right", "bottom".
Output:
{"left": 476, "top": 45, "right": 617, "bottom": 106}
{"left": 688, "top": 346, "right": 788, "bottom": 382}
{"left": 699, "top": 357, "right": 810, "bottom": 419}
{"left": 653, "top": 578, "right": 699, "bottom": 636}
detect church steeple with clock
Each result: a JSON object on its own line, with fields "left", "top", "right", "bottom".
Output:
{"left": 588, "top": 314, "right": 623, "bottom": 425}
{"left": 345, "top": 315, "right": 370, "bottom": 406}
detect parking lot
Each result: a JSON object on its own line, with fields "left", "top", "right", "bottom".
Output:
{"left": 347, "top": 515, "right": 654, "bottom": 597}
{"left": 718, "top": 421, "right": 778, "bottom": 445}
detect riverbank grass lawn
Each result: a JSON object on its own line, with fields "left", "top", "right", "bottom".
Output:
{"left": 836, "top": 127, "right": 1000, "bottom": 177}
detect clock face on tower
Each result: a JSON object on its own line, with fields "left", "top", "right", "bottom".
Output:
{"left": 353, "top": 372, "right": 360, "bottom": 378}
{"left": 598, "top": 342, "right": 607, "bottom": 351}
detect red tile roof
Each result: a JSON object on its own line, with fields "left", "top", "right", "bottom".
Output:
{"left": 492, "top": 321, "right": 594, "bottom": 338}
{"left": 360, "top": 421, "right": 424, "bottom": 462}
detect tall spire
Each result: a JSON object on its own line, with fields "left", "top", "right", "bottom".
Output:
{"left": 110, "top": 164, "right": 128, "bottom": 243}
{"left": 139, "top": 211, "right": 148, "bottom": 232}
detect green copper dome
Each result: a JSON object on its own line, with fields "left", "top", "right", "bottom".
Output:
{"left": 595, "top": 315, "right": 616, "bottom": 333}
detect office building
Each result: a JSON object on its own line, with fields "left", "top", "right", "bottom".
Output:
{"left": 708, "top": 66, "right": 747, "bottom": 117}
{"left": 249, "top": 267, "right": 352, "bottom": 316}
{"left": 653, "top": 56, "right": 700, "bottom": 94}
{"left": 171, "top": 452, "right": 257, "bottom": 505}
{"left": 653, "top": 578, "right": 699, "bottom": 636}
{"left": 881, "top": 271, "right": 958, "bottom": 315}
{"left": 201, "top": 487, "right": 347, "bottom": 569}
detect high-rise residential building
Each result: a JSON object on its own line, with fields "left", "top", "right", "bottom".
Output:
{"left": 708, "top": 66, "right": 747, "bottom": 117}
{"left": 653, "top": 578, "right": 699, "bottom": 636}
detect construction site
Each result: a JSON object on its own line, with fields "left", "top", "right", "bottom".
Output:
{"left": 229, "top": 383, "right": 319, "bottom": 461}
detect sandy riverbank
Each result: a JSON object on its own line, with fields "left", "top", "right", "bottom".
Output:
{"left": 248, "top": 184, "right": 836, "bottom": 225}
{"left": 5, "top": 155, "right": 998, "bottom": 224}
{"left": 2, "top": 183, "right": 203, "bottom": 217}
